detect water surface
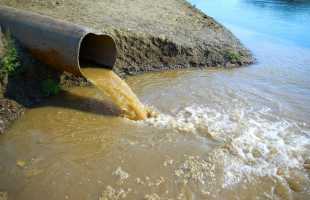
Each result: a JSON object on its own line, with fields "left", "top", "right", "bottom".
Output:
{"left": 0, "top": 0, "right": 310, "bottom": 199}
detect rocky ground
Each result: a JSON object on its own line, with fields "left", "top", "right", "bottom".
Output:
{"left": 0, "top": 0, "right": 253, "bottom": 133}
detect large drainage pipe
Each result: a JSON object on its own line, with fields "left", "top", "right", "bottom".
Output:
{"left": 0, "top": 6, "right": 117, "bottom": 76}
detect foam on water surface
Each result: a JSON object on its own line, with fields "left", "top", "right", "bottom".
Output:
{"left": 142, "top": 103, "right": 310, "bottom": 190}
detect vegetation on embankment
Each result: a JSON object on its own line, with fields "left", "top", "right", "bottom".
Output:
{"left": 0, "top": 30, "right": 23, "bottom": 133}
{"left": 0, "top": 32, "right": 20, "bottom": 78}
{"left": 0, "top": 0, "right": 254, "bottom": 134}
{"left": 0, "top": 30, "right": 88, "bottom": 133}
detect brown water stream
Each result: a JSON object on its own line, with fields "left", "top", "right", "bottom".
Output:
{"left": 0, "top": 67, "right": 309, "bottom": 199}
{"left": 81, "top": 68, "right": 148, "bottom": 120}
{"left": 2, "top": 0, "right": 310, "bottom": 198}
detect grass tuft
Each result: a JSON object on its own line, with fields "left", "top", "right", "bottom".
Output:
{"left": 41, "top": 78, "right": 61, "bottom": 97}
{"left": 226, "top": 50, "right": 241, "bottom": 63}
{"left": 0, "top": 32, "right": 20, "bottom": 77}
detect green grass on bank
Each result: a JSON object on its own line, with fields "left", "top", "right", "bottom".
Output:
{"left": 0, "top": 32, "right": 21, "bottom": 77}
{"left": 41, "top": 78, "right": 61, "bottom": 97}
{"left": 225, "top": 50, "right": 241, "bottom": 63}
{"left": 0, "top": 31, "right": 60, "bottom": 97}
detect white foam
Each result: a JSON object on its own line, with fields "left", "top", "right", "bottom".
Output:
{"left": 141, "top": 104, "right": 310, "bottom": 187}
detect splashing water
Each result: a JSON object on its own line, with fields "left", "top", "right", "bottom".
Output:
{"left": 1, "top": 0, "right": 310, "bottom": 198}
{"left": 142, "top": 102, "right": 310, "bottom": 189}
{"left": 81, "top": 67, "right": 149, "bottom": 120}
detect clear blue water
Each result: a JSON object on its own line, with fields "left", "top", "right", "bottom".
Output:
{"left": 186, "top": 0, "right": 310, "bottom": 122}
{"left": 189, "top": 0, "right": 310, "bottom": 48}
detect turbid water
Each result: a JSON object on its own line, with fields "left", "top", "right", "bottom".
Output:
{"left": 1, "top": 0, "right": 310, "bottom": 199}
{"left": 81, "top": 68, "right": 148, "bottom": 120}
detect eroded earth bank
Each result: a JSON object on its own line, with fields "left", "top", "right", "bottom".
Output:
{"left": 0, "top": 0, "right": 253, "bottom": 133}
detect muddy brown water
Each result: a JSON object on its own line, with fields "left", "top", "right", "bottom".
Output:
{"left": 0, "top": 67, "right": 309, "bottom": 199}
{"left": 1, "top": 0, "right": 310, "bottom": 198}
{"left": 81, "top": 68, "right": 148, "bottom": 120}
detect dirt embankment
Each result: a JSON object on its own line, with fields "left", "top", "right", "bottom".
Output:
{"left": 0, "top": 0, "right": 253, "bottom": 73}
{"left": 0, "top": 0, "right": 253, "bottom": 133}
{"left": 0, "top": 28, "right": 22, "bottom": 134}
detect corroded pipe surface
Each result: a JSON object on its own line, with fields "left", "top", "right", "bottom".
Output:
{"left": 0, "top": 6, "right": 117, "bottom": 76}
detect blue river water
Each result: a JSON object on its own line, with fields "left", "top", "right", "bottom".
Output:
{"left": 186, "top": 0, "right": 310, "bottom": 122}
{"left": 188, "top": 0, "right": 310, "bottom": 48}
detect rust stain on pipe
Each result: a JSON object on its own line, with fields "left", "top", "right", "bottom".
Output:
{"left": 0, "top": 6, "right": 117, "bottom": 76}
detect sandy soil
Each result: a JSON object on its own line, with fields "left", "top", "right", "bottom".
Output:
{"left": 0, "top": 0, "right": 253, "bottom": 74}
{"left": 0, "top": 0, "right": 253, "bottom": 133}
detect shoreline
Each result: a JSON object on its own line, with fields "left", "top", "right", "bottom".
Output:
{"left": 0, "top": 0, "right": 254, "bottom": 134}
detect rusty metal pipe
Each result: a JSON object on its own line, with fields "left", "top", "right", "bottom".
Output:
{"left": 0, "top": 6, "right": 117, "bottom": 76}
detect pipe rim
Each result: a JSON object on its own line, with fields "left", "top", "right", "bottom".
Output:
{"left": 77, "top": 32, "right": 117, "bottom": 74}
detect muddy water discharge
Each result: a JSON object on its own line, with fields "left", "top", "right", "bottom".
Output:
{"left": 0, "top": 67, "right": 309, "bottom": 199}
{"left": 81, "top": 68, "right": 148, "bottom": 120}
{"left": 1, "top": 0, "right": 310, "bottom": 199}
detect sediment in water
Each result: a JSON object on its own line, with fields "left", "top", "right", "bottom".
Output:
{"left": 81, "top": 68, "right": 148, "bottom": 120}
{"left": 0, "top": 0, "right": 254, "bottom": 132}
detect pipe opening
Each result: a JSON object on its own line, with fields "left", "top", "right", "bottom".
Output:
{"left": 79, "top": 33, "right": 117, "bottom": 69}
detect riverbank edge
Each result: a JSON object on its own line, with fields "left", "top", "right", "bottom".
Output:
{"left": 0, "top": 1, "right": 254, "bottom": 134}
